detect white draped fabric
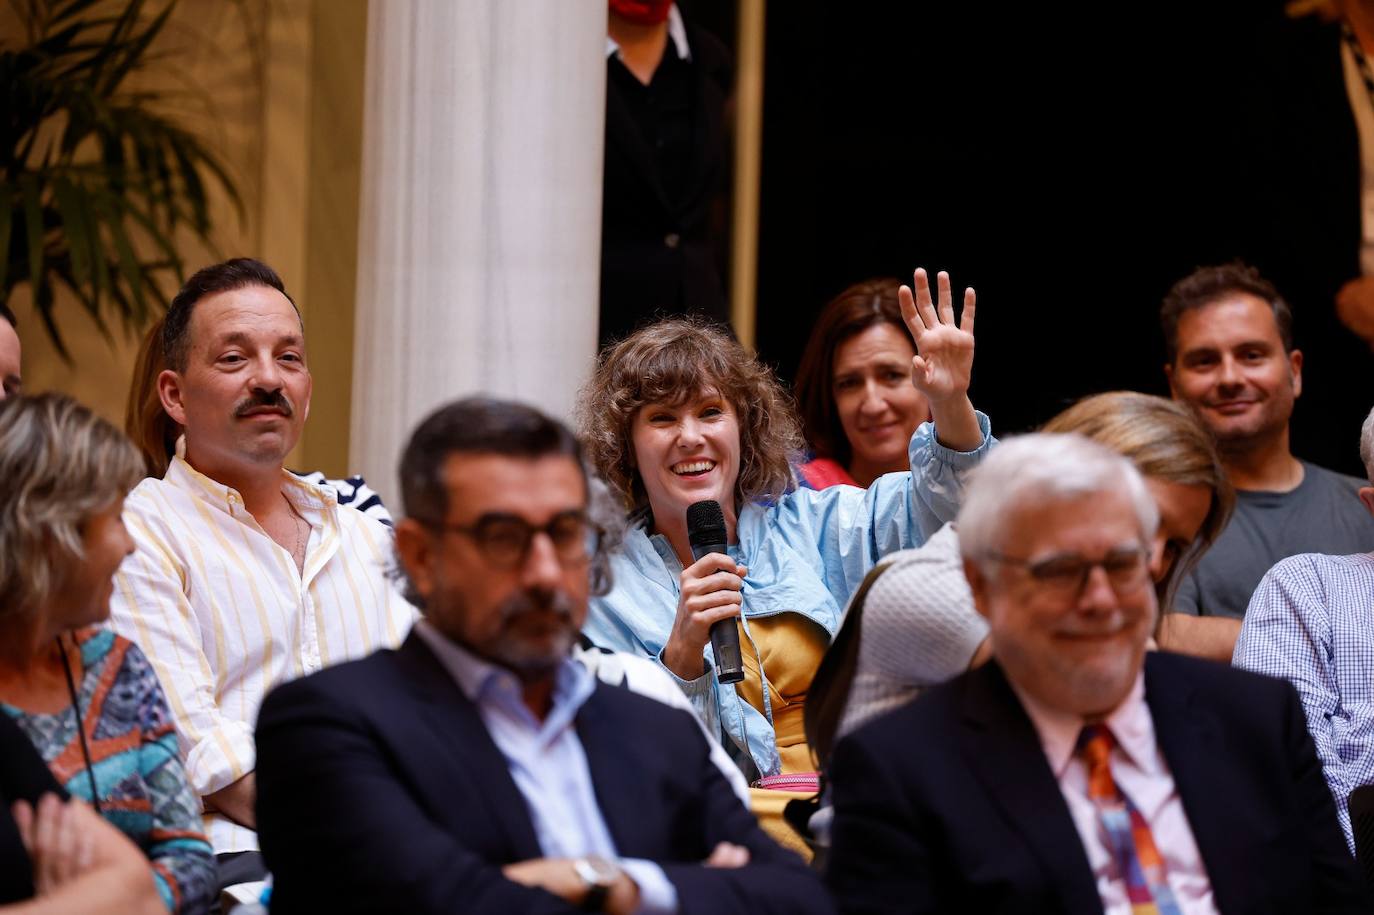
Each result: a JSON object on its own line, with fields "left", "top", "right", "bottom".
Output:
{"left": 350, "top": 0, "right": 607, "bottom": 501}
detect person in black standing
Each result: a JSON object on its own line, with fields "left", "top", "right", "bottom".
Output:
{"left": 600, "top": 1, "right": 733, "bottom": 346}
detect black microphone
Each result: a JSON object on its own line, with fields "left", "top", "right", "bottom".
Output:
{"left": 686, "top": 500, "right": 745, "bottom": 684}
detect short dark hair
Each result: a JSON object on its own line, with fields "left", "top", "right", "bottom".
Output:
{"left": 0, "top": 302, "right": 17, "bottom": 329}
{"left": 397, "top": 397, "right": 611, "bottom": 596}
{"left": 794, "top": 278, "right": 909, "bottom": 466}
{"left": 162, "top": 258, "right": 297, "bottom": 372}
{"left": 1160, "top": 262, "right": 1293, "bottom": 363}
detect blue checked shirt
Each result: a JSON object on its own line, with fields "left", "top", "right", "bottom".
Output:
{"left": 1232, "top": 551, "right": 1374, "bottom": 853}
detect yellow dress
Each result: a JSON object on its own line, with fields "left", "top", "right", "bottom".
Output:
{"left": 735, "top": 613, "right": 829, "bottom": 857}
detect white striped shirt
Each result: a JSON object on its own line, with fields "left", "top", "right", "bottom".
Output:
{"left": 109, "top": 455, "right": 418, "bottom": 853}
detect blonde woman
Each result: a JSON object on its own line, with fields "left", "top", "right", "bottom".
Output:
{"left": 0, "top": 394, "right": 215, "bottom": 913}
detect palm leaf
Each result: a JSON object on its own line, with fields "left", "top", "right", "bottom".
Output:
{"left": 2, "top": 0, "right": 240, "bottom": 358}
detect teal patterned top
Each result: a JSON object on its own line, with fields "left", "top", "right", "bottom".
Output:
{"left": 4, "top": 627, "right": 216, "bottom": 913}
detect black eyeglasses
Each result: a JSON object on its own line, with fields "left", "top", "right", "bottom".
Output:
{"left": 983, "top": 545, "right": 1150, "bottom": 598}
{"left": 423, "top": 510, "right": 601, "bottom": 569}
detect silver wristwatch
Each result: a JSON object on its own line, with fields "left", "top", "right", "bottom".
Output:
{"left": 572, "top": 855, "right": 620, "bottom": 912}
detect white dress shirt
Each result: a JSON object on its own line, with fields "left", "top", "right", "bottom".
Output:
{"left": 109, "top": 454, "right": 417, "bottom": 853}
{"left": 415, "top": 623, "right": 678, "bottom": 914}
{"left": 1013, "top": 672, "right": 1218, "bottom": 914}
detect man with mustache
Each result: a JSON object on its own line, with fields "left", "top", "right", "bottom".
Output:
{"left": 107, "top": 259, "right": 416, "bottom": 890}
{"left": 253, "top": 398, "right": 830, "bottom": 914}
{"left": 1157, "top": 263, "right": 1374, "bottom": 659}
{"left": 825, "top": 433, "right": 1366, "bottom": 913}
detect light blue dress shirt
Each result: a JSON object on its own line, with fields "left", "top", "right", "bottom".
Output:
{"left": 583, "top": 414, "right": 995, "bottom": 777}
{"left": 414, "top": 622, "right": 678, "bottom": 913}
{"left": 1233, "top": 550, "right": 1374, "bottom": 854}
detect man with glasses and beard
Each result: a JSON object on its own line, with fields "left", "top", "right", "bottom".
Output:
{"left": 253, "top": 397, "right": 829, "bottom": 914}
{"left": 825, "top": 434, "right": 1365, "bottom": 914}
{"left": 108, "top": 259, "right": 416, "bottom": 889}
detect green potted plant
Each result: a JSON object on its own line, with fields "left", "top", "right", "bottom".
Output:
{"left": 2, "top": 0, "right": 241, "bottom": 357}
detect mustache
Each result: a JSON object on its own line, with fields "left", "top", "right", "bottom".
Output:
{"left": 497, "top": 588, "right": 576, "bottom": 626}
{"left": 1053, "top": 614, "right": 1128, "bottom": 638}
{"left": 234, "top": 389, "right": 295, "bottom": 418}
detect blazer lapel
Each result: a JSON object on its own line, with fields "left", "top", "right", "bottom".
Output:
{"left": 960, "top": 663, "right": 1102, "bottom": 913}
{"left": 575, "top": 687, "right": 663, "bottom": 857}
{"left": 395, "top": 634, "right": 544, "bottom": 860}
{"left": 1144, "top": 654, "right": 1237, "bottom": 908}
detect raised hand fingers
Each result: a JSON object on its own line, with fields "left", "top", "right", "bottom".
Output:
{"left": 936, "top": 271, "right": 956, "bottom": 324}
{"left": 961, "top": 285, "right": 976, "bottom": 336}
{"left": 912, "top": 267, "right": 939, "bottom": 329}
{"left": 898, "top": 283, "right": 925, "bottom": 349}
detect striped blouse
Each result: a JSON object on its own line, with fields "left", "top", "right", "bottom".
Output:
{"left": 4, "top": 628, "right": 216, "bottom": 913}
{"left": 109, "top": 455, "right": 418, "bottom": 853}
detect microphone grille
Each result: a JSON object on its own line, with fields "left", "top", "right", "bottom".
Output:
{"left": 686, "top": 500, "right": 726, "bottom": 540}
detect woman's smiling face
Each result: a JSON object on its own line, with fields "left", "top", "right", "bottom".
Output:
{"left": 630, "top": 390, "right": 742, "bottom": 526}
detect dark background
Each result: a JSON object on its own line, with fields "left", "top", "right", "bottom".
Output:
{"left": 704, "top": 0, "right": 1370, "bottom": 475}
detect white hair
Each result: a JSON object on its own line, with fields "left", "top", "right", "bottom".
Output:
{"left": 957, "top": 432, "right": 1160, "bottom": 564}
{"left": 1361, "top": 405, "right": 1374, "bottom": 484}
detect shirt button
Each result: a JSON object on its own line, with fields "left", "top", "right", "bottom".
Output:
{"left": 664, "top": 233, "right": 681, "bottom": 249}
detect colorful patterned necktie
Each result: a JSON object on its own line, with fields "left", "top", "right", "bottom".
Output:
{"left": 1077, "top": 724, "right": 1183, "bottom": 915}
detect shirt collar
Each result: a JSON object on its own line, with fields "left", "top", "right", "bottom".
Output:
{"left": 1012, "top": 667, "right": 1152, "bottom": 779}
{"left": 413, "top": 619, "right": 595, "bottom": 724}
{"left": 165, "top": 438, "right": 335, "bottom": 517}
{"left": 606, "top": 4, "right": 690, "bottom": 62}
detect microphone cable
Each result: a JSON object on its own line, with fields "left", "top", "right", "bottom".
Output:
{"left": 55, "top": 634, "right": 101, "bottom": 814}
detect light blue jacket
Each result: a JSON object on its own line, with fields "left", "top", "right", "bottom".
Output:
{"left": 582, "top": 414, "right": 995, "bottom": 778}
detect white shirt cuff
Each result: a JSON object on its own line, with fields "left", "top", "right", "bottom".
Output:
{"left": 620, "top": 858, "right": 679, "bottom": 914}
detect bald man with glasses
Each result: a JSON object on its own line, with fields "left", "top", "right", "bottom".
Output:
{"left": 253, "top": 397, "right": 830, "bottom": 915}
{"left": 825, "top": 433, "right": 1366, "bottom": 915}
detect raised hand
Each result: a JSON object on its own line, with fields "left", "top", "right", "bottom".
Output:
{"left": 899, "top": 268, "right": 975, "bottom": 404}
{"left": 898, "top": 267, "right": 982, "bottom": 451}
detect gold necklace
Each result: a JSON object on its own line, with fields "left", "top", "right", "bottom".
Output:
{"left": 283, "top": 495, "right": 307, "bottom": 568}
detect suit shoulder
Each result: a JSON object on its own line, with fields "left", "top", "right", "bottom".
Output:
{"left": 586, "top": 679, "right": 701, "bottom": 729}
{"left": 1147, "top": 651, "right": 1295, "bottom": 702}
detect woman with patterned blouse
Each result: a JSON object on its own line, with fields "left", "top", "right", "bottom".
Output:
{"left": 0, "top": 394, "right": 215, "bottom": 914}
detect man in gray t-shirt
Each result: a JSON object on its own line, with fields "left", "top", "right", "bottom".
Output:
{"left": 1174, "top": 462, "right": 1374, "bottom": 618}
{"left": 1159, "top": 263, "right": 1374, "bottom": 657}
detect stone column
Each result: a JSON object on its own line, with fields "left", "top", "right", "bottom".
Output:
{"left": 349, "top": 1, "right": 607, "bottom": 502}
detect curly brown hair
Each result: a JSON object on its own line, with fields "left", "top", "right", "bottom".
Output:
{"left": 578, "top": 317, "right": 805, "bottom": 515}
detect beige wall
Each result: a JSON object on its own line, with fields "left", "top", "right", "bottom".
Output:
{"left": 11, "top": 0, "right": 366, "bottom": 478}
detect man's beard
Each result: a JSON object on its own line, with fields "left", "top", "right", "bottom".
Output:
{"left": 484, "top": 588, "right": 579, "bottom": 679}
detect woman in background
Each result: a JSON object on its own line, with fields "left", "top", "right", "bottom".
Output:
{"left": 0, "top": 394, "right": 216, "bottom": 914}
{"left": 794, "top": 279, "right": 931, "bottom": 489}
